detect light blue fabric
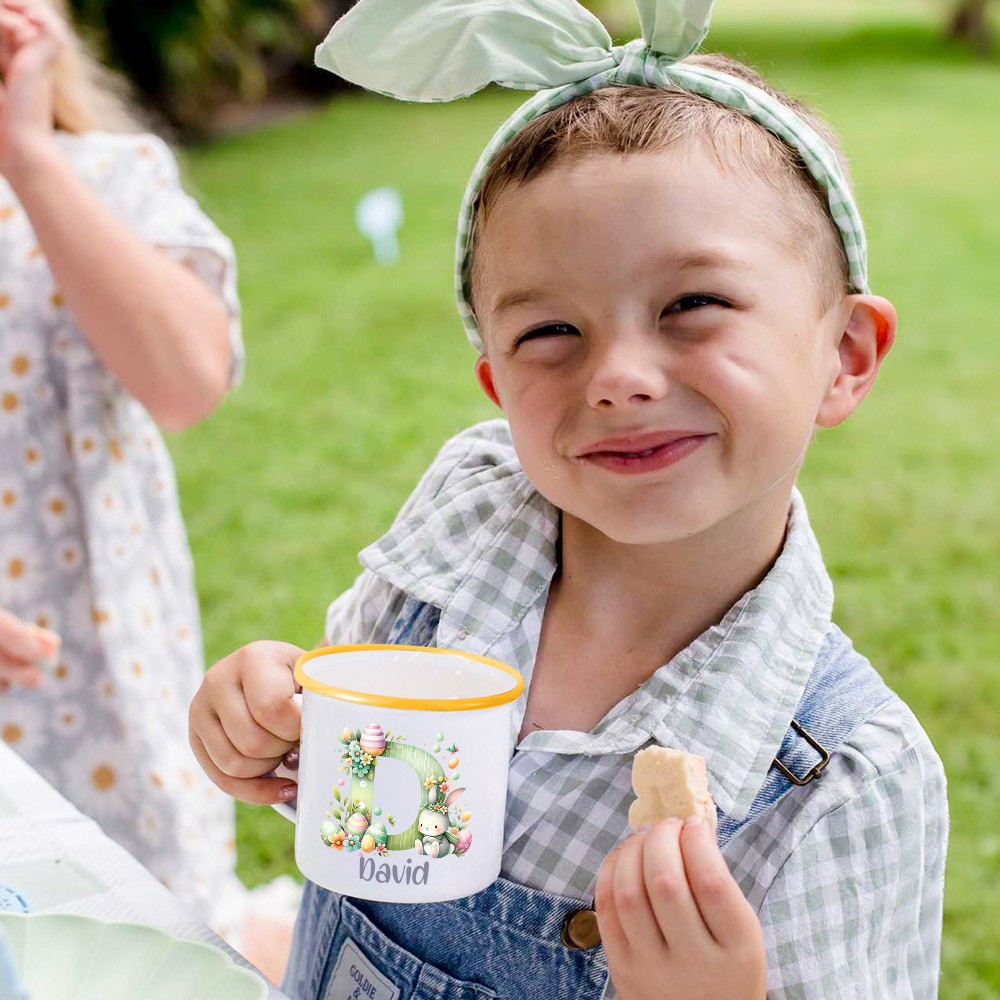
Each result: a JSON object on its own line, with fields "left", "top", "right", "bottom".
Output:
{"left": 316, "top": 0, "right": 617, "bottom": 101}
{"left": 0, "top": 885, "right": 30, "bottom": 914}
{"left": 315, "top": 0, "right": 713, "bottom": 101}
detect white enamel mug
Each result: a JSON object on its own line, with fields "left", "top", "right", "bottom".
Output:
{"left": 274, "top": 644, "right": 523, "bottom": 903}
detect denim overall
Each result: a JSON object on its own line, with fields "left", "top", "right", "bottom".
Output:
{"left": 283, "top": 599, "right": 894, "bottom": 1000}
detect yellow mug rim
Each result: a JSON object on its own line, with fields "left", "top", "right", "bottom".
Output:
{"left": 294, "top": 644, "right": 524, "bottom": 712}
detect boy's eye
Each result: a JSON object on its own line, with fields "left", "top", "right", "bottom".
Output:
{"left": 663, "top": 294, "right": 730, "bottom": 315}
{"left": 515, "top": 322, "right": 580, "bottom": 345}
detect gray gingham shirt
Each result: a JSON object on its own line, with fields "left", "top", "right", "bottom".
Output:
{"left": 325, "top": 420, "right": 948, "bottom": 999}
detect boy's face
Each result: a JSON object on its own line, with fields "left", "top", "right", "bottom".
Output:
{"left": 473, "top": 145, "right": 885, "bottom": 546}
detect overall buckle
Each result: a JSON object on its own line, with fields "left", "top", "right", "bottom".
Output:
{"left": 771, "top": 720, "right": 830, "bottom": 786}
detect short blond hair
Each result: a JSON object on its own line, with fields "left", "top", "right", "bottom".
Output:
{"left": 472, "top": 52, "right": 852, "bottom": 311}
{"left": 43, "top": 0, "right": 143, "bottom": 133}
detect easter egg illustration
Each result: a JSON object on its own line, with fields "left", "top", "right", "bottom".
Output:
{"left": 456, "top": 829, "right": 473, "bottom": 855}
{"left": 361, "top": 833, "right": 376, "bottom": 853}
{"left": 360, "top": 723, "right": 387, "bottom": 756}
{"left": 345, "top": 812, "right": 370, "bottom": 836}
{"left": 342, "top": 726, "right": 355, "bottom": 742}
{"left": 461, "top": 810, "right": 472, "bottom": 822}
{"left": 368, "top": 822, "right": 388, "bottom": 846}
{"left": 320, "top": 820, "right": 339, "bottom": 842}
{"left": 447, "top": 757, "right": 459, "bottom": 769}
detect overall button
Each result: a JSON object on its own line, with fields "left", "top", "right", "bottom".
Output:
{"left": 561, "top": 908, "right": 602, "bottom": 950}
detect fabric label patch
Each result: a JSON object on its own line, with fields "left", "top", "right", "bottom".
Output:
{"left": 324, "top": 938, "right": 399, "bottom": 1000}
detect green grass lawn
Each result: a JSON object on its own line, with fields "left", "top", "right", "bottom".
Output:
{"left": 171, "top": 2, "right": 999, "bottom": 995}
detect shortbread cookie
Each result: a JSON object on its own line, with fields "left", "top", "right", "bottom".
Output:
{"left": 628, "top": 746, "right": 717, "bottom": 831}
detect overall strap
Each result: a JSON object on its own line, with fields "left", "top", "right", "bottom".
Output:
{"left": 716, "top": 624, "right": 897, "bottom": 846}
{"left": 387, "top": 595, "right": 442, "bottom": 647}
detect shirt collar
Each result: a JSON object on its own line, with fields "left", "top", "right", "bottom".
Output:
{"left": 359, "top": 431, "right": 560, "bottom": 646}
{"left": 360, "top": 433, "right": 833, "bottom": 822}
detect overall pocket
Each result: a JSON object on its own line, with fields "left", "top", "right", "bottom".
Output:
{"left": 319, "top": 898, "right": 498, "bottom": 1000}
{"left": 350, "top": 878, "right": 609, "bottom": 1000}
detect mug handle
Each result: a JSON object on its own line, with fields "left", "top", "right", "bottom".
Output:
{"left": 269, "top": 755, "right": 298, "bottom": 823}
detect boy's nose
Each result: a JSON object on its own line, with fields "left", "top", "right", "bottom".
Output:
{"left": 585, "top": 337, "right": 669, "bottom": 410}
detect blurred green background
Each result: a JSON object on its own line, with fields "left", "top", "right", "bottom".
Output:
{"left": 142, "top": 0, "right": 1000, "bottom": 995}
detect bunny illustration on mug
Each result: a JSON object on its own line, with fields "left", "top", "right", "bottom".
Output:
{"left": 414, "top": 788, "right": 467, "bottom": 858}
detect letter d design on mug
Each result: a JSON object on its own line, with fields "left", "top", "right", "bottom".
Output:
{"left": 321, "top": 721, "right": 474, "bottom": 862}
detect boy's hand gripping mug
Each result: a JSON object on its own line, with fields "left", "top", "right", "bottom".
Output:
{"left": 273, "top": 645, "right": 523, "bottom": 903}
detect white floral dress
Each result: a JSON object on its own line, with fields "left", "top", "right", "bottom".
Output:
{"left": 0, "top": 131, "right": 244, "bottom": 927}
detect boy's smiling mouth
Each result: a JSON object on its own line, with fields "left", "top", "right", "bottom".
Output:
{"left": 576, "top": 430, "right": 714, "bottom": 475}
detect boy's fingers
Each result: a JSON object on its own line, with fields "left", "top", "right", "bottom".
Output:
{"left": 607, "top": 832, "right": 665, "bottom": 953}
{"left": 239, "top": 642, "right": 304, "bottom": 743}
{"left": 643, "top": 818, "right": 709, "bottom": 950}
{"left": 193, "top": 706, "right": 288, "bottom": 780}
{"left": 188, "top": 641, "right": 305, "bottom": 801}
{"left": 680, "top": 817, "right": 759, "bottom": 947}
{"left": 190, "top": 730, "right": 297, "bottom": 806}
{"left": 194, "top": 641, "right": 302, "bottom": 752}
{"left": 594, "top": 846, "right": 630, "bottom": 958}
{"left": 203, "top": 667, "right": 298, "bottom": 761}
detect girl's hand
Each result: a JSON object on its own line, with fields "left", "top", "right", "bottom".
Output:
{"left": 0, "top": 606, "right": 59, "bottom": 692}
{"left": 189, "top": 641, "right": 305, "bottom": 805}
{"left": 595, "top": 817, "right": 767, "bottom": 1000}
{"left": 0, "top": 0, "right": 69, "bottom": 173}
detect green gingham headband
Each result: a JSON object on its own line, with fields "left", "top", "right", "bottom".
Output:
{"left": 317, "top": 0, "right": 869, "bottom": 352}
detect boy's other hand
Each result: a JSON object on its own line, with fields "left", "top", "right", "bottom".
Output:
{"left": 595, "top": 817, "right": 766, "bottom": 1000}
{"left": 189, "top": 640, "right": 304, "bottom": 805}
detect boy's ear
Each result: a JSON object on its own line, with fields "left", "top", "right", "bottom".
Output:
{"left": 475, "top": 355, "right": 503, "bottom": 409}
{"left": 816, "top": 295, "right": 897, "bottom": 429}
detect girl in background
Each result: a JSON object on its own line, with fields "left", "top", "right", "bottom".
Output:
{"left": 0, "top": 0, "right": 246, "bottom": 933}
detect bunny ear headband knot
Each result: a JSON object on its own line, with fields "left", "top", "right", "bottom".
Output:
{"left": 316, "top": 0, "right": 869, "bottom": 352}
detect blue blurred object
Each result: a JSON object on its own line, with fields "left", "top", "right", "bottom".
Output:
{"left": 355, "top": 187, "right": 404, "bottom": 265}
{"left": 0, "top": 884, "right": 29, "bottom": 914}
{"left": 0, "top": 924, "right": 30, "bottom": 1000}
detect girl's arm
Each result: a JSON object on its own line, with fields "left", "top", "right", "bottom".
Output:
{"left": 6, "top": 141, "right": 233, "bottom": 431}
{"left": 0, "top": 1, "right": 233, "bottom": 432}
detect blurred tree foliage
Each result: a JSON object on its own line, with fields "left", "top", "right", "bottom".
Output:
{"left": 68, "top": 0, "right": 358, "bottom": 132}
{"left": 948, "top": 0, "right": 996, "bottom": 53}
{"left": 65, "top": 0, "right": 626, "bottom": 132}
{"left": 67, "top": 0, "right": 994, "bottom": 133}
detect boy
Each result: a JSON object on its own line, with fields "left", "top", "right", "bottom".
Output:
{"left": 190, "top": 2, "right": 947, "bottom": 997}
